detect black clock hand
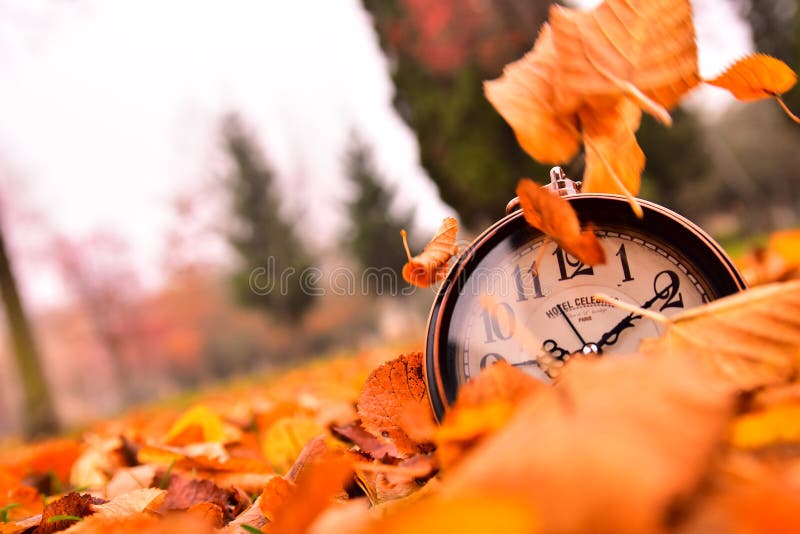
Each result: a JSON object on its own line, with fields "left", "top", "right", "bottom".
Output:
{"left": 595, "top": 283, "right": 675, "bottom": 352}
{"left": 557, "top": 304, "right": 589, "bottom": 348}
{"left": 510, "top": 338, "right": 572, "bottom": 368}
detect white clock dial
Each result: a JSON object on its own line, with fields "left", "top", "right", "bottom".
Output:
{"left": 450, "top": 229, "right": 709, "bottom": 383}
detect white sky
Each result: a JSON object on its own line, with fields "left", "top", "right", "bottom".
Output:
{"left": 0, "top": 0, "right": 752, "bottom": 308}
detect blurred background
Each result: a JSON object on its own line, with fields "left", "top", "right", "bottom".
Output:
{"left": 0, "top": 0, "right": 798, "bottom": 438}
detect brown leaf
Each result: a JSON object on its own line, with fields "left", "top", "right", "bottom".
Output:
{"left": 160, "top": 474, "right": 245, "bottom": 523}
{"left": 707, "top": 54, "right": 798, "bottom": 101}
{"left": 549, "top": 0, "right": 698, "bottom": 118}
{"left": 484, "top": 25, "right": 581, "bottom": 163}
{"left": 440, "top": 351, "right": 733, "bottom": 533}
{"left": 516, "top": 179, "right": 606, "bottom": 266}
{"left": 92, "top": 488, "right": 165, "bottom": 518}
{"left": 640, "top": 281, "right": 800, "bottom": 390}
{"left": 35, "top": 493, "right": 104, "bottom": 534}
{"left": 401, "top": 218, "right": 459, "bottom": 288}
{"left": 356, "top": 352, "right": 435, "bottom": 457}
{"left": 331, "top": 422, "right": 402, "bottom": 461}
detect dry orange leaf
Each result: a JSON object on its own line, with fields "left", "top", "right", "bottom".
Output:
{"left": 401, "top": 218, "right": 459, "bottom": 288}
{"left": 264, "top": 452, "right": 352, "bottom": 534}
{"left": 259, "top": 476, "right": 293, "bottom": 521}
{"left": 484, "top": 25, "right": 581, "bottom": 163}
{"left": 440, "top": 350, "right": 733, "bottom": 533}
{"left": 356, "top": 352, "right": 434, "bottom": 457}
{"left": 549, "top": 0, "right": 698, "bottom": 119}
{"left": 640, "top": 281, "right": 800, "bottom": 390}
{"left": 516, "top": 178, "right": 606, "bottom": 266}
{"left": 580, "top": 99, "right": 645, "bottom": 210}
{"left": 707, "top": 54, "right": 798, "bottom": 101}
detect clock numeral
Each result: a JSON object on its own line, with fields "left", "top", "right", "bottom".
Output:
{"left": 513, "top": 263, "right": 544, "bottom": 302}
{"left": 615, "top": 243, "right": 635, "bottom": 282}
{"left": 480, "top": 302, "right": 516, "bottom": 343}
{"left": 654, "top": 270, "right": 684, "bottom": 311}
{"left": 479, "top": 352, "right": 506, "bottom": 369}
{"left": 553, "top": 247, "right": 594, "bottom": 281}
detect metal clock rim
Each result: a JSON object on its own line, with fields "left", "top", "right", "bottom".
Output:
{"left": 424, "top": 193, "right": 747, "bottom": 421}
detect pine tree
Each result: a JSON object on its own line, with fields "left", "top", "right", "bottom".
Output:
{"left": 221, "top": 114, "right": 316, "bottom": 322}
{"left": 343, "top": 135, "right": 413, "bottom": 282}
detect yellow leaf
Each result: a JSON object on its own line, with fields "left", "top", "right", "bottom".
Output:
{"left": 484, "top": 25, "right": 581, "bottom": 163}
{"left": 164, "top": 405, "right": 225, "bottom": 445}
{"left": 707, "top": 53, "right": 798, "bottom": 101}
{"left": 731, "top": 403, "right": 800, "bottom": 449}
{"left": 262, "top": 415, "right": 325, "bottom": 474}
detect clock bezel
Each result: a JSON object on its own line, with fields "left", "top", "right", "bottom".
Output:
{"left": 424, "top": 194, "right": 747, "bottom": 421}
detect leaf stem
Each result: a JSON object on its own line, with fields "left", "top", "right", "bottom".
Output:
{"left": 400, "top": 230, "right": 413, "bottom": 262}
{"left": 593, "top": 293, "right": 671, "bottom": 324}
{"left": 776, "top": 95, "right": 800, "bottom": 125}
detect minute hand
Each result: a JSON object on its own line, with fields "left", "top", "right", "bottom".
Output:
{"left": 594, "top": 287, "right": 671, "bottom": 352}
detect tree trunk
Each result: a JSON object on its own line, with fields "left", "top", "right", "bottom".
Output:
{"left": 0, "top": 218, "right": 58, "bottom": 437}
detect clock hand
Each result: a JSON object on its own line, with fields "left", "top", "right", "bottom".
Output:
{"left": 557, "top": 304, "right": 589, "bottom": 348}
{"left": 594, "top": 283, "right": 675, "bottom": 352}
{"left": 511, "top": 339, "right": 573, "bottom": 368}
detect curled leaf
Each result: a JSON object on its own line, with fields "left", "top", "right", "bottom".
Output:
{"left": 401, "top": 218, "right": 459, "bottom": 288}
{"left": 516, "top": 179, "right": 606, "bottom": 266}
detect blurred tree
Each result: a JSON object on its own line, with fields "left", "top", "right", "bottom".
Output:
{"left": 221, "top": 114, "right": 317, "bottom": 323}
{"left": 362, "top": 0, "right": 553, "bottom": 229}
{"left": 342, "top": 134, "right": 414, "bottom": 278}
{"left": 0, "top": 216, "right": 58, "bottom": 437}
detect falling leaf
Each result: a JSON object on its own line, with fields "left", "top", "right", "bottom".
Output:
{"left": 580, "top": 99, "right": 646, "bottom": 209}
{"left": 401, "top": 218, "right": 459, "bottom": 288}
{"left": 640, "top": 281, "right": 800, "bottom": 390}
{"left": 357, "top": 352, "right": 434, "bottom": 457}
{"left": 548, "top": 0, "right": 698, "bottom": 119}
{"left": 707, "top": 54, "right": 797, "bottom": 101}
{"left": 439, "top": 351, "right": 733, "bottom": 533}
{"left": 516, "top": 179, "right": 606, "bottom": 266}
{"left": 484, "top": 25, "right": 581, "bottom": 163}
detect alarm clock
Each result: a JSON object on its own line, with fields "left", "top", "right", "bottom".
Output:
{"left": 424, "top": 168, "right": 746, "bottom": 420}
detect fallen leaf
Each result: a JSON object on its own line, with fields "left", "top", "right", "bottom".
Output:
{"left": 0, "top": 487, "right": 42, "bottom": 522}
{"left": 264, "top": 452, "right": 352, "bottom": 534}
{"left": 357, "top": 352, "right": 434, "bottom": 457}
{"left": 484, "top": 25, "right": 581, "bottom": 163}
{"left": 707, "top": 54, "right": 797, "bottom": 101}
{"left": 261, "top": 415, "right": 325, "bottom": 474}
{"left": 640, "top": 281, "right": 800, "bottom": 390}
{"left": 0, "top": 439, "right": 81, "bottom": 489}
{"left": 159, "top": 474, "right": 246, "bottom": 523}
{"left": 186, "top": 502, "right": 224, "bottom": 529}
{"left": 439, "top": 351, "right": 733, "bottom": 533}
{"left": 92, "top": 488, "right": 165, "bottom": 518}
{"left": 401, "top": 218, "right": 459, "bottom": 288}
{"left": 259, "top": 476, "right": 293, "bottom": 521}
{"left": 105, "top": 465, "right": 157, "bottom": 500}
{"left": 516, "top": 178, "right": 606, "bottom": 266}
{"left": 549, "top": 0, "right": 698, "bottom": 119}
{"left": 331, "top": 422, "right": 402, "bottom": 461}
{"left": 164, "top": 405, "right": 227, "bottom": 446}
{"left": 36, "top": 493, "right": 104, "bottom": 534}
{"left": 62, "top": 511, "right": 218, "bottom": 534}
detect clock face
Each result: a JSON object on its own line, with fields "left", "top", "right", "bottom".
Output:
{"left": 426, "top": 195, "right": 746, "bottom": 418}
{"left": 453, "top": 229, "right": 708, "bottom": 383}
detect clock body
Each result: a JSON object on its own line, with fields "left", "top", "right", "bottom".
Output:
{"left": 424, "top": 194, "right": 746, "bottom": 420}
